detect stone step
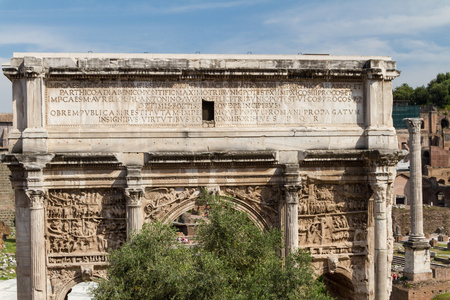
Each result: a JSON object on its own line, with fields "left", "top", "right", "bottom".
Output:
{"left": 392, "top": 255, "right": 405, "bottom": 266}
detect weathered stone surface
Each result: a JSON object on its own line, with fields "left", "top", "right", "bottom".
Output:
{"left": 2, "top": 53, "right": 403, "bottom": 300}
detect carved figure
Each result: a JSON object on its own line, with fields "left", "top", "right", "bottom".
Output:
{"left": 46, "top": 189, "right": 126, "bottom": 257}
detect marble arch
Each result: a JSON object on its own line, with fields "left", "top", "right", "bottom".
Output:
{"left": 147, "top": 187, "right": 276, "bottom": 231}
{"left": 1, "top": 53, "right": 404, "bottom": 300}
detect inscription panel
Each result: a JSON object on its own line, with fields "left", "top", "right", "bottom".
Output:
{"left": 45, "top": 81, "right": 364, "bottom": 127}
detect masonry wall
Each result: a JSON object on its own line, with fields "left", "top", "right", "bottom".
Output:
{"left": 0, "top": 159, "right": 14, "bottom": 225}
{"left": 391, "top": 282, "right": 450, "bottom": 300}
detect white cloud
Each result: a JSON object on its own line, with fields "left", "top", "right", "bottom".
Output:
{"left": 0, "top": 57, "right": 12, "bottom": 113}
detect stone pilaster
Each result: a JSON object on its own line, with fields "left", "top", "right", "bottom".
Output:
{"left": 403, "top": 118, "right": 432, "bottom": 281}
{"left": 283, "top": 163, "right": 300, "bottom": 256}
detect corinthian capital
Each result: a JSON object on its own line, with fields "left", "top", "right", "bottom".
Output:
{"left": 25, "top": 189, "right": 45, "bottom": 208}
{"left": 124, "top": 188, "right": 143, "bottom": 206}
{"left": 403, "top": 118, "right": 423, "bottom": 134}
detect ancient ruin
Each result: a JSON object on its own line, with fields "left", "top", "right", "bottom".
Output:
{"left": 1, "top": 53, "right": 403, "bottom": 300}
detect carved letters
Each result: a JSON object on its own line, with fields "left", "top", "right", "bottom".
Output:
{"left": 46, "top": 81, "right": 364, "bottom": 127}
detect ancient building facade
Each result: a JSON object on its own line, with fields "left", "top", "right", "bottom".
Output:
{"left": 2, "top": 53, "right": 403, "bottom": 300}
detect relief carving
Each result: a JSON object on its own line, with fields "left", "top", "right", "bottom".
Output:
{"left": 144, "top": 188, "right": 199, "bottom": 221}
{"left": 46, "top": 189, "right": 126, "bottom": 256}
{"left": 298, "top": 182, "right": 369, "bottom": 254}
{"left": 223, "top": 186, "right": 280, "bottom": 226}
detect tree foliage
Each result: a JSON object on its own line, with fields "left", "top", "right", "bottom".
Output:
{"left": 393, "top": 72, "right": 450, "bottom": 108}
{"left": 91, "top": 193, "right": 331, "bottom": 300}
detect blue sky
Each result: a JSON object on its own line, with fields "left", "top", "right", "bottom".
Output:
{"left": 1, "top": 0, "right": 450, "bottom": 113}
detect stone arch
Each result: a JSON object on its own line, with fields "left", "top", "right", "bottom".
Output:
{"left": 54, "top": 274, "right": 104, "bottom": 300}
{"left": 322, "top": 267, "right": 355, "bottom": 300}
{"left": 158, "top": 194, "right": 270, "bottom": 231}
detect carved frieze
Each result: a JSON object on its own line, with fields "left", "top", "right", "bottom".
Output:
{"left": 222, "top": 186, "right": 280, "bottom": 227}
{"left": 144, "top": 187, "right": 200, "bottom": 222}
{"left": 46, "top": 189, "right": 126, "bottom": 258}
{"left": 298, "top": 182, "right": 369, "bottom": 255}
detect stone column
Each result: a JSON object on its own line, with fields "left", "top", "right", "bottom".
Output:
{"left": 284, "top": 185, "right": 299, "bottom": 255}
{"left": 25, "top": 189, "right": 47, "bottom": 300}
{"left": 283, "top": 163, "right": 300, "bottom": 256}
{"left": 403, "top": 118, "right": 432, "bottom": 281}
{"left": 371, "top": 182, "right": 388, "bottom": 300}
{"left": 125, "top": 188, "right": 143, "bottom": 237}
{"left": 404, "top": 118, "right": 425, "bottom": 239}
{"left": 124, "top": 163, "right": 144, "bottom": 238}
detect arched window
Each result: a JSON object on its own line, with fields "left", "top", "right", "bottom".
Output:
{"left": 441, "top": 119, "right": 449, "bottom": 129}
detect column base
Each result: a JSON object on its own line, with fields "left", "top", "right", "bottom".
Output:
{"left": 403, "top": 239, "right": 432, "bottom": 282}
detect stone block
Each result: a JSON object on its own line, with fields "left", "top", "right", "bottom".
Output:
{"left": 394, "top": 235, "right": 403, "bottom": 242}
{"left": 438, "top": 235, "right": 448, "bottom": 242}
{"left": 430, "top": 239, "right": 438, "bottom": 247}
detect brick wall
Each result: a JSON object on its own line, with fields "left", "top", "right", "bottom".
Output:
{"left": 391, "top": 282, "right": 450, "bottom": 300}
{"left": 0, "top": 161, "right": 14, "bottom": 225}
{"left": 393, "top": 207, "right": 450, "bottom": 236}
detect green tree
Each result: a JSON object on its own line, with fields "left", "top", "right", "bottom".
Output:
{"left": 412, "top": 86, "right": 429, "bottom": 106}
{"left": 91, "top": 193, "right": 331, "bottom": 300}
{"left": 393, "top": 83, "right": 414, "bottom": 102}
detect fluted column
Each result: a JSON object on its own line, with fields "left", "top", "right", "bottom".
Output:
{"left": 371, "top": 182, "right": 388, "bottom": 300}
{"left": 26, "top": 189, "right": 46, "bottom": 300}
{"left": 283, "top": 163, "right": 300, "bottom": 256}
{"left": 125, "top": 188, "right": 143, "bottom": 237}
{"left": 284, "top": 185, "right": 299, "bottom": 255}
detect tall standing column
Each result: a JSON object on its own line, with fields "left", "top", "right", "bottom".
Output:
{"left": 283, "top": 163, "right": 300, "bottom": 256}
{"left": 403, "top": 118, "right": 431, "bottom": 281}
{"left": 26, "top": 189, "right": 47, "bottom": 300}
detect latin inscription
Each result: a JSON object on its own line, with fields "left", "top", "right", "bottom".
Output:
{"left": 45, "top": 81, "right": 364, "bottom": 127}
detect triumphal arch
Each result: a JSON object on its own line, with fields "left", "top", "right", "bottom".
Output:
{"left": 2, "top": 53, "right": 403, "bottom": 300}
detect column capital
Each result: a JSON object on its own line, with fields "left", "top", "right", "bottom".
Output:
{"left": 283, "top": 184, "right": 301, "bottom": 193}
{"left": 403, "top": 118, "right": 423, "bottom": 134}
{"left": 283, "top": 185, "right": 300, "bottom": 205}
{"left": 124, "top": 188, "right": 143, "bottom": 206}
{"left": 25, "top": 189, "right": 45, "bottom": 209}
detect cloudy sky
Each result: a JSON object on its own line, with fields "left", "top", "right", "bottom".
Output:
{"left": 1, "top": 0, "right": 450, "bottom": 113}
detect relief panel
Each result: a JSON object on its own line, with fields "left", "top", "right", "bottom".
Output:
{"left": 46, "top": 189, "right": 126, "bottom": 265}
{"left": 299, "top": 182, "right": 370, "bottom": 256}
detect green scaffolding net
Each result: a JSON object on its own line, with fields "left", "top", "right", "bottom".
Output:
{"left": 392, "top": 105, "right": 420, "bottom": 129}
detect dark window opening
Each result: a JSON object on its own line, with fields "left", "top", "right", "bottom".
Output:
{"left": 441, "top": 119, "right": 449, "bottom": 129}
{"left": 437, "top": 192, "right": 445, "bottom": 207}
{"left": 202, "top": 100, "right": 214, "bottom": 121}
{"left": 421, "top": 121, "right": 425, "bottom": 129}
{"left": 396, "top": 196, "right": 405, "bottom": 205}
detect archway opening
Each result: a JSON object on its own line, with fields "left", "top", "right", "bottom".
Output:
{"left": 322, "top": 272, "right": 355, "bottom": 300}
{"left": 66, "top": 281, "right": 98, "bottom": 300}
{"left": 441, "top": 118, "right": 449, "bottom": 129}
